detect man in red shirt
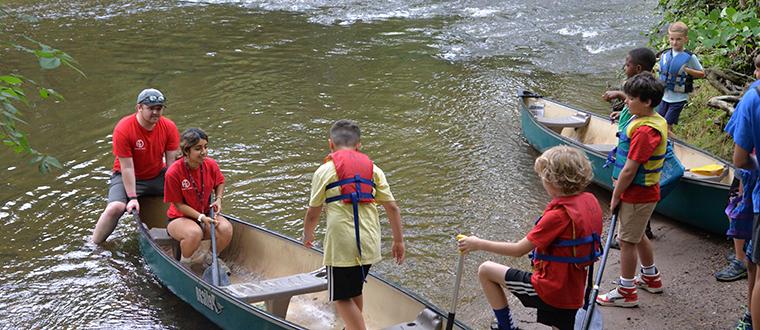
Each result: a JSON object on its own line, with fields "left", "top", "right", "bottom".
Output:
{"left": 91, "top": 89, "right": 180, "bottom": 244}
{"left": 597, "top": 73, "right": 667, "bottom": 308}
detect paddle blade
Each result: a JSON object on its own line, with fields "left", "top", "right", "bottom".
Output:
{"left": 574, "top": 305, "right": 603, "bottom": 330}
{"left": 202, "top": 264, "right": 231, "bottom": 286}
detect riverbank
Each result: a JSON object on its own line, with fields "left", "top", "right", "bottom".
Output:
{"left": 508, "top": 203, "right": 744, "bottom": 329}
{"left": 672, "top": 81, "right": 735, "bottom": 161}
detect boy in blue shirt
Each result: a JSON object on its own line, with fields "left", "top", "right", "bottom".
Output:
{"left": 657, "top": 21, "right": 705, "bottom": 135}
{"left": 726, "top": 54, "right": 760, "bottom": 330}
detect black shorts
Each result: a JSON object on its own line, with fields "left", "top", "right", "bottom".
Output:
{"left": 504, "top": 268, "right": 578, "bottom": 330}
{"left": 327, "top": 264, "right": 371, "bottom": 301}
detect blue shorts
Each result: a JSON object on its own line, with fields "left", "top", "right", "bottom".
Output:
{"left": 727, "top": 178, "right": 753, "bottom": 240}
{"left": 657, "top": 100, "right": 686, "bottom": 125}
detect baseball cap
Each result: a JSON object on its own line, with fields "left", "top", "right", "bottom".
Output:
{"left": 136, "top": 88, "right": 166, "bottom": 106}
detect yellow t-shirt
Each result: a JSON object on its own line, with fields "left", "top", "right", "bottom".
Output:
{"left": 308, "top": 160, "right": 395, "bottom": 267}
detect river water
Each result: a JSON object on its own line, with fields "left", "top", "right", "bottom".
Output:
{"left": 0, "top": 0, "right": 658, "bottom": 328}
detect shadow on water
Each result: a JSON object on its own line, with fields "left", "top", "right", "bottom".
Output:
{"left": 0, "top": 0, "right": 656, "bottom": 328}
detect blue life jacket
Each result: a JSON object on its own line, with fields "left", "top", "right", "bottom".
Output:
{"left": 659, "top": 48, "right": 694, "bottom": 93}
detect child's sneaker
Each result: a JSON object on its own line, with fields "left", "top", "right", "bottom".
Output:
{"left": 635, "top": 272, "right": 663, "bottom": 293}
{"left": 596, "top": 286, "right": 638, "bottom": 307}
{"left": 716, "top": 258, "right": 748, "bottom": 282}
{"left": 736, "top": 310, "right": 752, "bottom": 330}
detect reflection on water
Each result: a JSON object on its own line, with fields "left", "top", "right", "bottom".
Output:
{"left": 0, "top": 0, "right": 656, "bottom": 328}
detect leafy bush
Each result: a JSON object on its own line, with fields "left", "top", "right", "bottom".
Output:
{"left": 1, "top": 8, "right": 84, "bottom": 173}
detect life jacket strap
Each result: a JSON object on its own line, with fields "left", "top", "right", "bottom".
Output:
{"left": 325, "top": 175, "right": 375, "bottom": 283}
{"left": 326, "top": 176, "right": 376, "bottom": 190}
{"left": 530, "top": 233, "right": 603, "bottom": 264}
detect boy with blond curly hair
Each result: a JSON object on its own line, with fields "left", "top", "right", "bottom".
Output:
{"left": 458, "top": 146, "right": 603, "bottom": 330}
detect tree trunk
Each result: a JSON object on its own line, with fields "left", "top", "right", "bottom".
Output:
{"left": 707, "top": 95, "right": 740, "bottom": 116}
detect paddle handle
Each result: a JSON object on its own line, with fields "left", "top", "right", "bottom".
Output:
{"left": 582, "top": 209, "right": 619, "bottom": 330}
{"left": 446, "top": 235, "right": 467, "bottom": 330}
{"left": 209, "top": 197, "right": 220, "bottom": 287}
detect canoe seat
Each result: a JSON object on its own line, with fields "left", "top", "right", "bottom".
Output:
{"left": 223, "top": 267, "right": 327, "bottom": 318}
{"left": 585, "top": 144, "right": 615, "bottom": 154}
{"left": 537, "top": 113, "right": 590, "bottom": 133}
{"left": 148, "top": 227, "right": 181, "bottom": 261}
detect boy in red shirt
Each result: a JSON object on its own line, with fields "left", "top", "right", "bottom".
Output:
{"left": 458, "top": 146, "right": 603, "bottom": 330}
{"left": 597, "top": 72, "right": 667, "bottom": 307}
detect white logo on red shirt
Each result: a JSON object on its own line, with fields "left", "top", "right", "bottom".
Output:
{"left": 135, "top": 139, "right": 145, "bottom": 150}
{"left": 181, "top": 179, "right": 191, "bottom": 190}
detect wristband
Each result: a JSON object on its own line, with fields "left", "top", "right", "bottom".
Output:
{"left": 197, "top": 214, "right": 205, "bottom": 224}
{"left": 128, "top": 196, "right": 137, "bottom": 201}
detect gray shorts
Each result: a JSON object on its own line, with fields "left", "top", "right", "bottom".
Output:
{"left": 107, "top": 168, "right": 166, "bottom": 204}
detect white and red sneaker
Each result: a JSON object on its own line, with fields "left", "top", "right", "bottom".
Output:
{"left": 596, "top": 286, "right": 639, "bottom": 307}
{"left": 635, "top": 272, "right": 663, "bottom": 293}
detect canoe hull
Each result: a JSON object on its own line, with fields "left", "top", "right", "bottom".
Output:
{"left": 518, "top": 94, "right": 730, "bottom": 235}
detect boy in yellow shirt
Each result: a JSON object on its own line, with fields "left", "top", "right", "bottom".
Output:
{"left": 303, "top": 119, "right": 405, "bottom": 330}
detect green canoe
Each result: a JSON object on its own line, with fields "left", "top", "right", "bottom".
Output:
{"left": 134, "top": 197, "right": 470, "bottom": 329}
{"left": 518, "top": 91, "right": 732, "bottom": 235}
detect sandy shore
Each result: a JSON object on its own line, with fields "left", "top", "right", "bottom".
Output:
{"left": 509, "top": 211, "right": 746, "bottom": 329}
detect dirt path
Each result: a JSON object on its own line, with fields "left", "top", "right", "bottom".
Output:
{"left": 510, "top": 212, "right": 747, "bottom": 329}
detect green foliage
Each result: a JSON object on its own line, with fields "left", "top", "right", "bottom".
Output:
{"left": 1, "top": 37, "right": 83, "bottom": 173}
{"left": 650, "top": 0, "right": 759, "bottom": 73}
{"left": 672, "top": 81, "right": 734, "bottom": 161}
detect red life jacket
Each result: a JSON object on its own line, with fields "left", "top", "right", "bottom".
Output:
{"left": 325, "top": 149, "right": 375, "bottom": 204}
{"left": 531, "top": 192, "right": 603, "bottom": 268}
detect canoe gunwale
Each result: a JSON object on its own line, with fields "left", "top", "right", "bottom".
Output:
{"left": 517, "top": 94, "right": 733, "bottom": 190}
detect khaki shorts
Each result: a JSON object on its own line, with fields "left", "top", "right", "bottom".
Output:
{"left": 618, "top": 202, "right": 657, "bottom": 244}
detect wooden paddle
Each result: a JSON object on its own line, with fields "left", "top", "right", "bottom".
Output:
{"left": 446, "top": 234, "right": 467, "bottom": 330}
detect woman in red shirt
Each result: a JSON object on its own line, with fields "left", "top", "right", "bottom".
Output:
{"left": 164, "top": 128, "right": 232, "bottom": 266}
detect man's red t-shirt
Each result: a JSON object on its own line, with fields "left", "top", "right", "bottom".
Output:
{"left": 621, "top": 126, "right": 662, "bottom": 203}
{"left": 112, "top": 114, "right": 179, "bottom": 180}
{"left": 526, "top": 193, "right": 603, "bottom": 309}
{"left": 164, "top": 157, "right": 225, "bottom": 219}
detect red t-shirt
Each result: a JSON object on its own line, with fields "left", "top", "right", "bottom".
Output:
{"left": 164, "top": 157, "right": 225, "bottom": 219}
{"left": 621, "top": 126, "right": 662, "bottom": 203}
{"left": 526, "top": 193, "right": 603, "bottom": 309}
{"left": 112, "top": 114, "right": 179, "bottom": 180}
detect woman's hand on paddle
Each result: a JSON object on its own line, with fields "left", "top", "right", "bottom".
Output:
{"left": 199, "top": 214, "right": 219, "bottom": 226}
{"left": 211, "top": 198, "right": 222, "bottom": 214}
{"left": 392, "top": 240, "right": 405, "bottom": 264}
{"left": 457, "top": 235, "right": 480, "bottom": 254}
